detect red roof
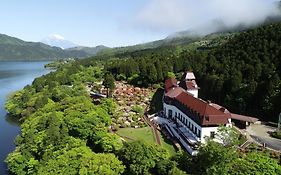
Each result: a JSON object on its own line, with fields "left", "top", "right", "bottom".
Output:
{"left": 174, "top": 91, "right": 230, "bottom": 126}
{"left": 164, "top": 74, "right": 256, "bottom": 126}
{"left": 165, "top": 77, "right": 178, "bottom": 92}
{"left": 231, "top": 113, "right": 259, "bottom": 123}
{"left": 165, "top": 85, "right": 230, "bottom": 126}
{"left": 166, "top": 87, "right": 184, "bottom": 98}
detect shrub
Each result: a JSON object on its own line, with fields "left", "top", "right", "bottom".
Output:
{"left": 132, "top": 105, "right": 144, "bottom": 114}
{"left": 270, "top": 131, "right": 281, "bottom": 139}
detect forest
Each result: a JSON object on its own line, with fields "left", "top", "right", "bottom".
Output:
{"left": 89, "top": 22, "right": 281, "bottom": 122}
{"left": 5, "top": 22, "right": 281, "bottom": 175}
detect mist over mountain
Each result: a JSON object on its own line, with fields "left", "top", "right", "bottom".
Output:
{"left": 167, "top": 8, "right": 281, "bottom": 39}
{"left": 137, "top": 0, "right": 281, "bottom": 39}
{"left": 41, "top": 34, "right": 78, "bottom": 49}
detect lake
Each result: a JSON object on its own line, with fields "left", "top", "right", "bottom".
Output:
{"left": 0, "top": 61, "right": 50, "bottom": 174}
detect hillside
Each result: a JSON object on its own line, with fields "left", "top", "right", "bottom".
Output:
{"left": 81, "top": 22, "right": 281, "bottom": 123}
{"left": 95, "top": 32, "right": 235, "bottom": 58}
{"left": 5, "top": 33, "right": 281, "bottom": 174}
{"left": 0, "top": 34, "right": 105, "bottom": 60}
{"left": 0, "top": 30, "right": 235, "bottom": 61}
{"left": 66, "top": 45, "right": 108, "bottom": 56}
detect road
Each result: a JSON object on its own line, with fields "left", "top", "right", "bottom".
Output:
{"left": 250, "top": 135, "right": 281, "bottom": 151}
{"left": 247, "top": 124, "right": 281, "bottom": 152}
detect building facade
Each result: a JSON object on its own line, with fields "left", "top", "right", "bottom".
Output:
{"left": 159, "top": 72, "right": 258, "bottom": 155}
{"left": 161, "top": 72, "right": 234, "bottom": 154}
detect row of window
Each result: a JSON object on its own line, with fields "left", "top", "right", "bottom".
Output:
{"left": 173, "top": 111, "right": 201, "bottom": 138}
{"left": 165, "top": 107, "right": 216, "bottom": 140}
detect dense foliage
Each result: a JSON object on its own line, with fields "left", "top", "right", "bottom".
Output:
{"left": 5, "top": 63, "right": 125, "bottom": 174}
{"left": 5, "top": 22, "right": 281, "bottom": 174}
{"left": 173, "top": 140, "right": 281, "bottom": 175}
{"left": 270, "top": 131, "right": 281, "bottom": 139}
{"left": 5, "top": 61, "right": 185, "bottom": 175}
{"left": 94, "top": 22, "right": 281, "bottom": 122}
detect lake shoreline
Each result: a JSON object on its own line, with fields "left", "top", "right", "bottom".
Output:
{"left": 0, "top": 61, "right": 51, "bottom": 175}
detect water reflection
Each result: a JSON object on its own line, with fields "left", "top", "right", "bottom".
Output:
{"left": 5, "top": 114, "right": 20, "bottom": 127}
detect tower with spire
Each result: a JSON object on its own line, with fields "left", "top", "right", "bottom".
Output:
{"left": 179, "top": 71, "right": 199, "bottom": 98}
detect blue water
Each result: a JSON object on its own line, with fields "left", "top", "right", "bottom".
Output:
{"left": 0, "top": 61, "right": 50, "bottom": 174}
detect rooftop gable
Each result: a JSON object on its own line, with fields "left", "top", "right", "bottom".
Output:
{"left": 165, "top": 77, "right": 178, "bottom": 92}
{"left": 182, "top": 71, "right": 195, "bottom": 80}
{"left": 165, "top": 87, "right": 230, "bottom": 126}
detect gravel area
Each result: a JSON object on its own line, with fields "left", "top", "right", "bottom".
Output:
{"left": 247, "top": 124, "right": 281, "bottom": 151}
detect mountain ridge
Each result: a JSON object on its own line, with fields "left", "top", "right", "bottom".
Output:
{"left": 0, "top": 34, "right": 107, "bottom": 60}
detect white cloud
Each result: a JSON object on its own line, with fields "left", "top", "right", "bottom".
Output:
{"left": 135, "top": 0, "right": 281, "bottom": 34}
{"left": 48, "top": 34, "right": 65, "bottom": 40}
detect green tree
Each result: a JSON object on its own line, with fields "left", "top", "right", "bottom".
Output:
{"left": 195, "top": 140, "right": 238, "bottom": 175}
{"left": 230, "top": 152, "right": 281, "bottom": 175}
{"left": 37, "top": 144, "right": 125, "bottom": 175}
{"left": 103, "top": 72, "right": 115, "bottom": 97}
{"left": 118, "top": 141, "right": 169, "bottom": 175}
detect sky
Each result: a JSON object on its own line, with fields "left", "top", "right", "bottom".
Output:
{"left": 0, "top": 0, "right": 280, "bottom": 47}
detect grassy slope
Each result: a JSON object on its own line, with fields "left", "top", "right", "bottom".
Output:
{"left": 117, "top": 127, "right": 176, "bottom": 155}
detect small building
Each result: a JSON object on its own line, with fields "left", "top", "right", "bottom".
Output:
{"left": 231, "top": 113, "right": 259, "bottom": 129}
{"left": 159, "top": 72, "right": 258, "bottom": 155}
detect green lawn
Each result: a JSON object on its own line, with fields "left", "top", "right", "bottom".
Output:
{"left": 116, "top": 127, "right": 177, "bottom": 155}
{"left": 159, "top": 132, "right": 177, "bottom": 155}
{"left": 117, "top": 127, "right": 155, "bottom": 143}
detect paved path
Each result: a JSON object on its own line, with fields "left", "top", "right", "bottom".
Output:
{"left": 247, "top": 124, "right": 281, "bottom": 152}
{"left": 144, "top": 107, "right": 161, "bottom": 145}
{"left": 143, "top": 114, "right": 161, "bottom": 145}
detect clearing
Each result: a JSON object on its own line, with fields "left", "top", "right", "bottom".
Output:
{"left": 116, "top": 127, "right": 177, "bottom": 155}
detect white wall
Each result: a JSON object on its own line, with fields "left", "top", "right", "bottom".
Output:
{"left": 201, "top": 127, "right": 219, "bottom": 144}
{"left": 164, "top": 103, "right": 220, "bottom": 143}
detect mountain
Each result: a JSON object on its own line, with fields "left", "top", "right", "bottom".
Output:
{"left": 0, "top": 34, "right": 105, "bottom": 60}
{"left": 41, "top": 34, "right": 77, "bottom": 49}
{"left": 66, "top": 45, "right": 109, "bottom": 56}
{"left": 95, "top": 31, "right": 235, "bottom": 59}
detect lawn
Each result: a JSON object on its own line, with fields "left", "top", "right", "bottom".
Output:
{"left": 116, "top": 127, "right": 177, "bottom": 155}
{"left": 117, "top": 127, "right": 155, "bottom": 144}
{"left": 159, "top": 132, "right": 177, "bottom": 155}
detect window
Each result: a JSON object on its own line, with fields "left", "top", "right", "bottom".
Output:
{"left": 210, "top": 131, "right": 215, "bottom": 139}
{"left": 198, "top": 130, "right": 201, "bottom": 138}
{"left": 205, "top": 116, "right": 209, "bottom": 121}
{"left": 195, "top": 127, "right": 197, "bottom": 134}
{"left": 168, "top": 110, "right": 172, "bottom": 118}
{"left": 191, "top": 124, "right": 194, "bottom": 131}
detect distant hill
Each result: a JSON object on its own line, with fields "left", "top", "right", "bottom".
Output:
{"left": 95, "top": 31, "right": 235, "bottom": 58}
{"left": 66, "top": 45, "right": 108, "bottom": 56}
{"left": 0, "top": 34, "right": 105, "bottom": 61}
